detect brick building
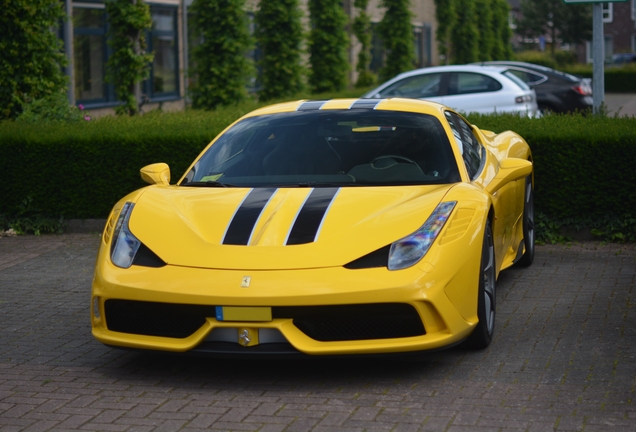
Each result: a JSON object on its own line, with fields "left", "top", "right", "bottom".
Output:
{"left": 61, "top": 0, "right": 438, "bottom": 117}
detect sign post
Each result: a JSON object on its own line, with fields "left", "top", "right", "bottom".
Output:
{"left": 563, "top": 0, "right": 627, "bottom": 114}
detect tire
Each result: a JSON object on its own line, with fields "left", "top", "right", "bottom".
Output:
{"left": 516, "top": 176, "right": 535, "bottom": 267}
{"left": 465, "top": 219, "right": 496, "bottom": 349}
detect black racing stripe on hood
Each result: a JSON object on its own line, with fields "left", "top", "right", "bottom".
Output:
{"left": 297, "top": 100, "right": 328, "bottom": 111}
{"left": 350, "top": 99, "right": 383, "bottom": 110}
{"left": 286, "top": 187, "right": 339, "bottom": 245}
{"left": 223, "top": 188, "right": 277, "bottom": 245}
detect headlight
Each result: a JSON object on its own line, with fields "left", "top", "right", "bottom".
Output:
{"left": 110, "top": 202, "right": 141, "bottom": 269}
{"left": 388, "top": 201, "right": 456, "bottom": 270}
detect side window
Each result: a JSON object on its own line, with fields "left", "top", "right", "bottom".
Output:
{"left": 504, "top": 69, "right": 545, "bottom": 86}
{"left": 444, "top": 112, "right": 483, "bottom": 179}
{"left": 377, "top": 73, "right": 442, "bottom": 98}
{"left": 447, "top": 72, "right": 502, "bottom": 96}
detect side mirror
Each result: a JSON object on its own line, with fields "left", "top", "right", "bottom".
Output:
{"left": 140, "top": 163, "right": 170, "bottom": 186}
{"left": 485, "top": 158, "right": 532, "bottom": 194}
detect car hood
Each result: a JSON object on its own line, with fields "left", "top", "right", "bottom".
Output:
{"left": 129, "top": 185, "right": 453, "bottom": 270}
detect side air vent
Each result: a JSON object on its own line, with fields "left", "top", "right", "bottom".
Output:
{"left": 439, "top": 208, "right": 475, "bottom": 245}
{"left": 102, "top": 207, "right": 120, "bottom": 245}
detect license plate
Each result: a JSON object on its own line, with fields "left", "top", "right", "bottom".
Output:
{"left": 215, "top": 306, "right": 272, "bottom": 322}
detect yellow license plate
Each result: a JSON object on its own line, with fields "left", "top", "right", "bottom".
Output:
{"left": 215, "top": 306, "right": 272, "bottom": 322}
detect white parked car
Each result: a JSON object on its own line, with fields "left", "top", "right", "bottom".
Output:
{"left": 362, "top": 65, "right": 539, "bottom": 116}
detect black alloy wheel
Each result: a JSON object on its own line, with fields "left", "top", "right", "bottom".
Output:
{"left": 465, "top": 219, "right": 496, "bottom": 349}
{"left": 516, "top": 175, "right": 535, "bottom": 267}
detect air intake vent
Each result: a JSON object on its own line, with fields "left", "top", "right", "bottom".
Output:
{"left": 439, "top": 208, "right": 475, "bottom": 245}
{"left": 273, "top": 303, "right": 425, "bottom": 341}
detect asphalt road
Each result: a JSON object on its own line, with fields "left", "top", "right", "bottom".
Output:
{"left": 0, "top": 234, "right": 635, "bottom": 431}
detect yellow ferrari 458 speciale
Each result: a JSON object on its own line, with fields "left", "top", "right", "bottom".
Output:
{"left": 92, "top": 98, "right": 534, "bottom": 356}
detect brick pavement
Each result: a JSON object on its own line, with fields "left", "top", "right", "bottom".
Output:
{"left": 0, "top": 234, "right": 635, "bottom": 431}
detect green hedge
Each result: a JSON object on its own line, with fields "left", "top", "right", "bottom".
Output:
{"left": 466, "top": 113, "right": 636, "bottom": 226}
{"left": 1, "top": 106, "right": 635, "bottom": 242}
{"left": 0, "top": 108, "right": 250, "bottom": 219}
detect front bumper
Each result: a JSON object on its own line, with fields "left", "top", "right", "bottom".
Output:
{"left": 92, "top": 239, "right": 482, "bottom": 356}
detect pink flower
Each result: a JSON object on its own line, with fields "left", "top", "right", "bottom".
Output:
{"left": 78, "top": 104, "right": 84, "bottom": 110}
{"left": 84, "top": 115, "right": 91, "bottom": 121}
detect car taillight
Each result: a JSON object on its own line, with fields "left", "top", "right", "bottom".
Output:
{"left": 572, "top": 85, "right": 591, "bottom": 96}
{"left": 515, "top": 95, "right": 533, "bottom": 103}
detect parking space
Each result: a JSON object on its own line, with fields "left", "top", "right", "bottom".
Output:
{"left": 0, "top": 234, "right": 635, "bottom": 431}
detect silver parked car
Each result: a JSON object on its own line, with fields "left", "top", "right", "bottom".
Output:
{"left": 362, "top": 65, "right": 539, "bottom": 116}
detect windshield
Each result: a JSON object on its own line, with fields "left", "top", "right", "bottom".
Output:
{"left": 182, "top": 110, "right": 460, "bottom": 187}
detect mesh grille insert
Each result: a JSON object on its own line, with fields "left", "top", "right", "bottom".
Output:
{"left": 274, "top": 303, "right": 424, "bottom": 341}
{"left": 104, "top": 300, "right": 425, "bottom": 342}
{"left": 105, "top": 300, "right": 215, "bottom": 339}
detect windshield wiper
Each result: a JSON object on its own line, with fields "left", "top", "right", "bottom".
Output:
{"left": 182, "top": 181, "right": 236, "bottom": 188}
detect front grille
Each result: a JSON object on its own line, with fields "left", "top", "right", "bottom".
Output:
{"left": 105, "top": 300, "right": 215, "bottom": 338}
{"left": 104, "top": 300, "right": 425, "bottom": 342}
{"left": 274, "top": 303, "right": 425, "bottom": 341}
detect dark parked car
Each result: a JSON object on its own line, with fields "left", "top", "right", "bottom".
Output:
{"left": 474, "top": 61, "right": 593, "bottom": 114}
{"left": 610, "top": 53, "right": 636, "bottom": 66}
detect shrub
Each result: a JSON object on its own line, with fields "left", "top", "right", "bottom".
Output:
{"left": 105, "top": 0, "right": 153, "bottom": 115}
{"left": 16, "top": 91, "right": 91, "bottom": 123}
{"left": 189, "top": 0, "right": 253, "bottom": 109}
{"left": 255, "top": 0, "right": 304, "bottom": 101}
{"left": 0, "top": 0, "right": 68, "bottom": 120}
{"left": 377, "top": 0, "right": 416, "bottom": 82}
{"left": 353, "top": 0, "right": 377, "bottom": 87}
{"left": 308, "top": 0, "right": 349, "bottom": 93}
{"left": 450, "top": 0, "right": 479, "bottom": 64}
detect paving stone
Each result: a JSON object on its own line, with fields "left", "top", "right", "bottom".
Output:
{"left": 1, "top": 236, "right": 635, "bottom": 430}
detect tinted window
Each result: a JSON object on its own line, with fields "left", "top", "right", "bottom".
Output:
{"left": 444, "top": 112, "right": 483, "bottom": 179}
{"left": 376, "top": 73, "right": 442, "bottom": 98}
{"left": 183, "top": 111, "right": 461, "bottom": 187}
{"left": 447, "top": 73, "right": 502, "bottom": 96}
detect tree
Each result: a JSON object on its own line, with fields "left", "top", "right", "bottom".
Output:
{"left": 255, "top": 0, "right": 304, "bottom": 101}
{"left": 105, "top": 0, "right": 153, "bottom": 116}
{"left": 434, "top": 0, "right": 456, "bottom": 65}
{"left": 0, "top": 0, "right": 68, "bottom": 120}
{"left": 377, "top": 0, "right": 415, "bottom": 82}
{"left": 189, "top": 0, "right": 253, "bottom": 110}
{"left": 490, "top": 0, "right": 512, "bottom": 60}
{"left": 516, "top": 0, "right": 591, "bottom": 56}
{"left": 352, "top": 0, "right": 376, "bottom": 87}
{"left": 475, "top": 0, "right": 494, "bottom": 61}
{"left": 308, "top": 0, "right": 349, "bottom": 93}
{"left": 451, "top": 0, "right": 479, "bottom": 63}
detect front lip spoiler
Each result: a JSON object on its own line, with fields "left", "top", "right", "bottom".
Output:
{"left": 104, "top": 338, "right": 468, "bottom": 360}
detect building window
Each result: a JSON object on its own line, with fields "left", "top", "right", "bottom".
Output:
{"left": 72, "top": 2, "right": 180, "bottom": 107}
{"left": 602, "top": 3, "right": 613, "bottom": 23}
{"left": 146, "top": 5, "right": 179, "bottom": 99}
{"left": 73, "top": 5, "right": 110, "bottom": 104}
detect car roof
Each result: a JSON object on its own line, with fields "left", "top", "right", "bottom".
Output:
{"left": 391, "top": 64, "right": 508, "bottom": 80}
{"left": 474, "top": 61, "right": 581, "bottom": 83}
